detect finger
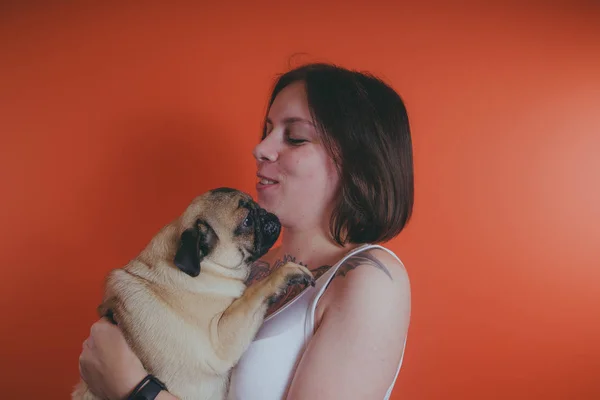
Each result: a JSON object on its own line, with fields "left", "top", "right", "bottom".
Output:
{"left": 78, "top": 354, "right": 86, "bottom": 380}
{"left": 90, "top": 321, "right": 100, "bottom": 336}
{"left": 83, "top": 337, "right": 95, "bottom": 350}
{"left": 90, "top": 318, "right": 111, "bottom": 337}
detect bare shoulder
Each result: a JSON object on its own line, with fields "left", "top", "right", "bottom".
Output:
{"left": 335, "top": 247, "right": 409, "bottom": 283}
{"left": 330, "top": 247, "right": 410, "bottom": 298}
{"left": 292, "top": 247, "right": 411, "bottom": 398}
{"left": 317, "top": 247, "right": 411, "bottom": 326}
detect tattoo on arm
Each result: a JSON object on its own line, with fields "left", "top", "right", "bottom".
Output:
{"left": 310, "top": 264, "right": 332, "bottom": 277}
{"left": 334, "top": 251, "right": 393, "bottom": 280}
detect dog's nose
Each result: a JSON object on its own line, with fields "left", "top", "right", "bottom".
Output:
{"left": 255, "top": 210, "right": 281, "bottom": 259}
{"left": 263, "top": 218, "right": 280, "bottom": 238}
{"left": 260, "top": 211, "right": 280, "bottom": 238}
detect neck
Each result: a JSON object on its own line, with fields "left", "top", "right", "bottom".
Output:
{"left": 276, "top": 226, "right": 360, "bottom": 269}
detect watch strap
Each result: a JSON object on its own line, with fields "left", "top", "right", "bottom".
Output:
{"left": 127, "top": 374, "right": 168, "bottom": 400}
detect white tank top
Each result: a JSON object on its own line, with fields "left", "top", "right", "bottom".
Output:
{"left": 226, "top": 243, "right": 408, "bottom": 400}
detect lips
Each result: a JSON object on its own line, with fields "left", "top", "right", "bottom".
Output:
{"left": 259, "top": 177, "right": 277, "bottom": 185}
{"left": 257, "top": 173, "right": 279, "bottom": 187}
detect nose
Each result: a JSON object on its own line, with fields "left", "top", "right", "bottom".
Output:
{"left": 252, "top": 135, "right": 278, "bottom": 163}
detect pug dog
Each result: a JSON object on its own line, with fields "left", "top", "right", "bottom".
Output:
{"left": 73, "top": 187, "right": 314, "bottom": 400}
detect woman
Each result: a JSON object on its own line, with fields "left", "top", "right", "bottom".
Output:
{"left": 78, "top": 62, "right": 413, "bottom": 400}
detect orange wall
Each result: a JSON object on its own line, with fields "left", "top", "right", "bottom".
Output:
{"left": 1, "top": 2, "right": 599, "bottom": 399}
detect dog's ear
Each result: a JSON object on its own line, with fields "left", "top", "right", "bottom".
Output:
{"left": 174, "top": 219, "right": 217, "bottom": 277}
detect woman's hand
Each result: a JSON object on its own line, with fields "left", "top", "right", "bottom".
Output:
{"left": 79, "top": 318, "right": 148, "bottom": 400}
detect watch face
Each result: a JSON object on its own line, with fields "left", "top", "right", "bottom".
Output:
{"left": 133, "top": 392, "right": 151, "bottom": 400}
{"left": 134, "top": 392, "right": 154, "bottom": 400}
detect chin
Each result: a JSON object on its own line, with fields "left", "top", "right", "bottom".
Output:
{"left": 258, "top": 201, "right": 290, "bottom": 229}
{"left": 256, "top": 196, "right": 276, "bottom": 214}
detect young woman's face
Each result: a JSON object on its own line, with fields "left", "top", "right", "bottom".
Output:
{"left": 253, "top": 81, "right": 340, "bottom": 231}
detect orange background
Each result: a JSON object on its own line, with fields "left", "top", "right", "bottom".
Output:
{"left": 1, "top": 2, "right": 599, "bottom": 399}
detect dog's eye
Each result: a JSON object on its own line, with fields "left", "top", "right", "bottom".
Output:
{"left": 242, "top": 216, "right": 253, "bottom": 228}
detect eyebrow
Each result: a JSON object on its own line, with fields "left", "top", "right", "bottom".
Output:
{"left": 265, "top": 117, "right": 314, "bottom": 126}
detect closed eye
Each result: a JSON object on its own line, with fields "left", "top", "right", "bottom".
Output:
{"left": 284, "top": 125, "right": 310, "bottom": 146}
{"left": 286, "top": 137, "right": 308, "bottom": 145}
{"left": 263, "top": 117, "right": 314, "bottom": 144}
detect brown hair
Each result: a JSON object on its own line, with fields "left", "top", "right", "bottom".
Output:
{"left": 262, "top": 63, "right": 414, "bottom": 245}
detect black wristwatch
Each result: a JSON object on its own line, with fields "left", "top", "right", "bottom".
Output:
{"left": 126, "top": 374, "right": 168, "bottom": 400}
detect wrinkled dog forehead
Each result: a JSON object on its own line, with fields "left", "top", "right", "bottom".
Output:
{"left": 208, "top": 189, "right": 258, "bottom": 215}
{"left": 209, "top": 187, "right": 254, "bottom": 205}
{"left": 181, "top": 188, "right": 252, "bottom": 226}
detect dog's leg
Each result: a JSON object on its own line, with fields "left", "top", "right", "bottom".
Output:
{"left": 210, "top": 262, "right": 314, "bottom": 369}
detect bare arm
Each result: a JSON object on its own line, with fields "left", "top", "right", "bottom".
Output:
{"left": 284, "top": 249, "right": 411, "bottom": 399}
{"left": 79, "top": 318, "right": 183, "bottom": 400}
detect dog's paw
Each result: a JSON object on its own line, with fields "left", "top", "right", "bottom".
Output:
{"left": 279, "top": 262, "right": 315, "bottom": 289}
{"left": 264, "top": 262, "right": 315, "bottom": 303}
{"left": 265, "top": 262, "right": 315, "bottom": 306}
{"left": 285, "top": 270, "right": 315, "bottom": 288}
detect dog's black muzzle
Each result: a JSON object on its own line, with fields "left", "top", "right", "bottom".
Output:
{"left": 250, "top": 207, "right": 280, "bottom": 261}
